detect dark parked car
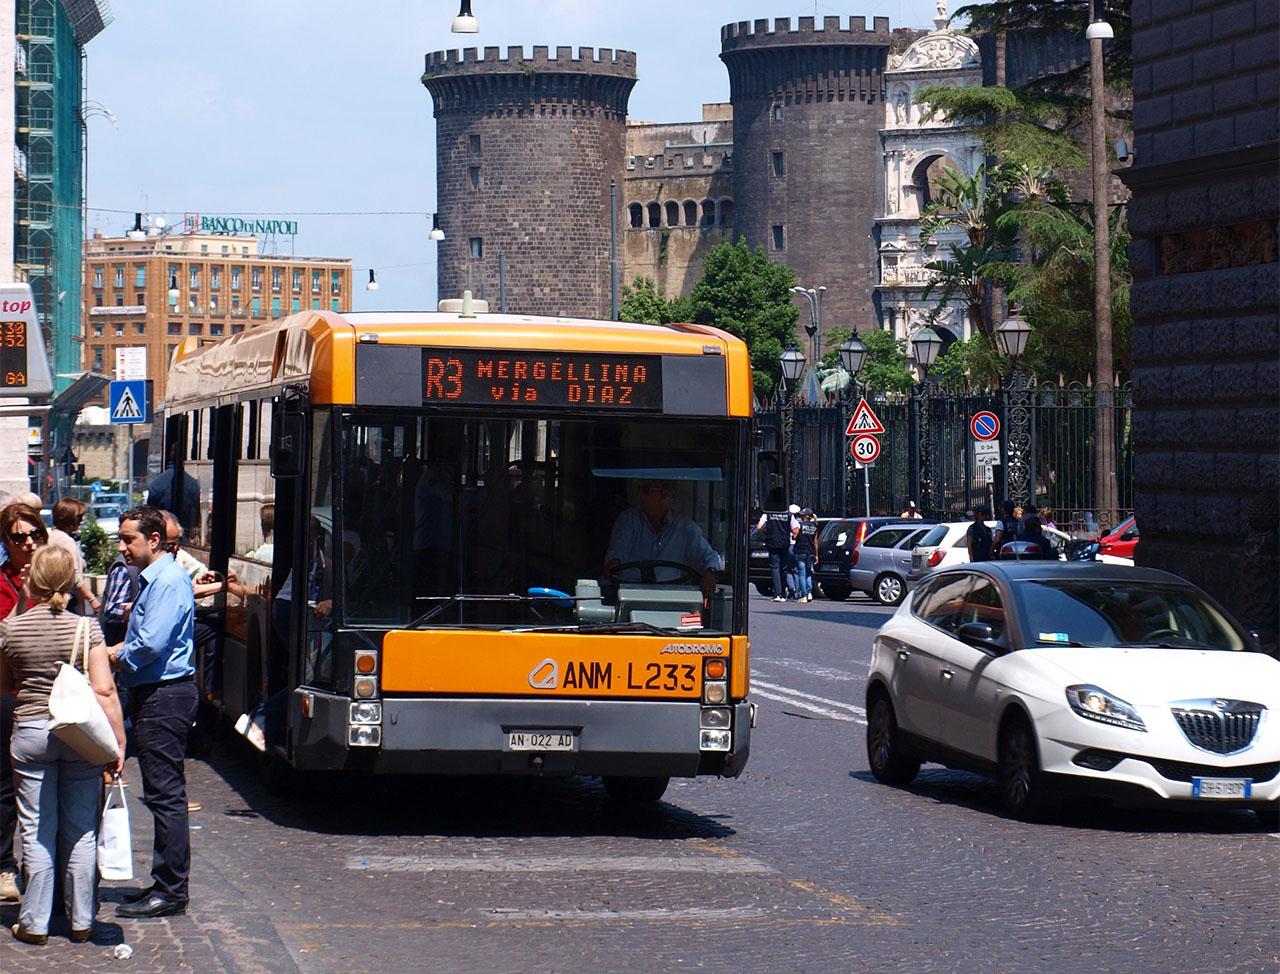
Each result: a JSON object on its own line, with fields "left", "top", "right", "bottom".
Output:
{"left": 749, "top": 518, "right": 834, "bottom": 597}
{"left": 813, "top": 516, "right": 936, "bottom": 601}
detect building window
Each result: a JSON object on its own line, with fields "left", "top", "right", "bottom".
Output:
{"left": 221, "top": 245, "right": 229, "bottom": 256}
{"left": 135, "top": 323, "right": 145, "bottom": 335}
{"left": 189, "top": 322, "right": 202, "bottom": 335}
{"left": 115, "top": 294, "right": 124, "bottom": 306}
{"left": 231, "top": 266, "right": 242, "bottom": 290}
{"left": 771, "top": 224, "right": 785, "bottom": 251}
{"left": 167, "top": 344, "right": 178, "bottom": 361}
{"left": 312, "top": 298, "right": 320, "bottom": 310}
{"left": 647, "top": 203, "right": 661, "bottom": 228}
{"left": 292, "top": 269, "right": 302, "bottom": 293}
{"left": 231, "top": 324, "right": 244, "bottom": 334}
{"left": 771, "top": 102, "right": 783, "bottom": 122}
{"left": 772, "top": 151, "right": 785, "bottom": 177}
{"left": 331, "top": 298, "right": 339, "bottom": 312}
{"left": 311, "top": 269, "right": 321, "bottom": 293}
{"left": 211, "top": 322, "right": 223, "bottom": 336}
{"left": 114, "top": 322, "right": 124, "bottom": 336}
{"left": 210, "top": 295, "right": 219, "bottom": 312}
{"left": 134, "top": 265, "right": 146, "bottom": 287}
{"left": 665, "top": 201, "right": 680, "bottom": 226}
{"left": 92, "top": 347, "right": 104, "bottom": 371}
{"left": 683, "top": 201, "right": 698, "bottom": 226}
{"left": 271, "top": 268, "right": 281, "bottom": 292}
{"left": 291, "top": 298, "right": 300, "bottom": 312}
{"left": 251, "top": 297, "right": 262, "bottom": 316}
{"left": 92, "top": 266, "right": 103, "bottom": 288}
{"left": 232, "top": 295, "right": 241, "bottom": 314}
{"left": 271, "top": 296, "right": 281, "bottom": 317}
{"left": 190, "top": 266, "right": 201, "bottom": 289}
{"left": 241, "top": 246, "right": 249, "bottom": 256}
{"left": 92, "top": 322, "right": 103, "bottom": 337}
{"left": 200, "top": 244, "right": 208, "bottom": 254}
{"left": 719, "top": 199, "right": 734, "bottom": 226}
{"left": 701, "top": 199, "right": 715, "bottom": 227}
{"left": 470, "top": 134, "right": 481, "bottom": 154}
{"left": 135, "top": 293, "right": 144, "bottom": 305}
{"left": 168, "top": 322, "right": 181, "bottom": 335}
{"left": 629, "top": 203, "right": 643, "bottom": 229}
{"left": 469, "top": 166, "right": 482, "bottom": 190}
{"left": 251, "top": 268, "right": 262, "bottom": 291}
{"left": 94, "top": 294, "right": 103, "bottom": 307}
{"left": 331, "top": 270, "right": 341, "bottom": 294}
{"left": 469, "top": 237, "right": 483, "bottom": 258}
{"left": 211, "top": 266, "right": 221, "bottom": 290}
{"left": 113, "top": 266, "right": 124, "bottom": 288}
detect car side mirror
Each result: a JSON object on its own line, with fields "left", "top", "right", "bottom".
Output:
{"left": 956, "top": 621, "right": 1002, "bottom": 652}
{"left": 1122, "top": 529, "right": 1138, "bottom": 541}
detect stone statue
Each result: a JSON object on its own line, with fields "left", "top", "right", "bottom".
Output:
{"left": 894, "top": 89, "right": 909, "bottom": 125}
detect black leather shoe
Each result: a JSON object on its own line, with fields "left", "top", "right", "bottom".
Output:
{"left": 116, "top": 894, "right": 188, "bottom": 919}
{"left": 121, "top": 885, "right": 155, "bottom": 905}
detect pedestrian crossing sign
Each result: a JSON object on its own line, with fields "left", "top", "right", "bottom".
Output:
{"left": 844, "top": 398, "right": 885, "bottom": 436}
{"left": 109, "top": 379, "right": 151, "bottom": 425}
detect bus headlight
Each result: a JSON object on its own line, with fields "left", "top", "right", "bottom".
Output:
{"left": 700, "top": 707, "right": 732, "bottom": 729}
{"left": 348, "top": 725, "right": 382, "bottom": 747}
{"left": 699, "top": 729, "right": 731, "bottom": 751}
{"left": 353, "top": 676, "right": 378, "bottom": 699}
{"left": 349, "top": 702, "right": 382, "bottom": 725}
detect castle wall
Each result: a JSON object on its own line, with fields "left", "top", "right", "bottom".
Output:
{"left": 721, "top": 16, "right": 894, "bottom": 352}
{"left": 423, "top": 47, "right": 636, "bottom": 319}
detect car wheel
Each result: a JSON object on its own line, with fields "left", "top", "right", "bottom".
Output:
{"left": 866, "top": 695, "right": 920, "bottom": 786}
{"left": 998, "top": 715, "right": 1048, "bottom": 821}
{"left": 874, "top": 573, "right": 906, "bottom": 606}
{"left": 754, "top": 582, "right": 775, "bottom": 597}
{"left": 602, "top": 775, "right": 669, "bottom": 804}
{"left": 822, "top": 582, "right": 850, "bottom": 602}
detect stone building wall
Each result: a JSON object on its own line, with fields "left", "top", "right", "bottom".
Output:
{"left": 423, "top": 46, "right": 636, "bottom": 320}
{"left": 1123, "top": 0, "right": 1279, "bottom": 633}
{"left": 721, "top": 16, "right": 893, "bottom": 347}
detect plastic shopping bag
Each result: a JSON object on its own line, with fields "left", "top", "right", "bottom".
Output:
{"left": 48, "top": 618, "right": 121, "bottom": 766}
{"left": 98, "top": 778, "right": 133, "bottom": 881}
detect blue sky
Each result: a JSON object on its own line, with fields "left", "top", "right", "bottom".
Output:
{"left": 84, "top": 1, "right": 943, "bottom": 312}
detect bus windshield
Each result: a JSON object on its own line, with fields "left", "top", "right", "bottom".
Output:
{"left": 321, "top": 412, "right": 742, "bottom": 634}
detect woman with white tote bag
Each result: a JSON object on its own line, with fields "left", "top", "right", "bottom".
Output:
{"left": 0, "top": 545, "right": 126, "bottom": 946}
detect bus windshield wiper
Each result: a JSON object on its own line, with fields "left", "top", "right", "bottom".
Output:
{"left": 519, "top": 620, "right": 674, "bottom": 636}
{"left": 407, "top": 593, "right": 571, "bottom": 630}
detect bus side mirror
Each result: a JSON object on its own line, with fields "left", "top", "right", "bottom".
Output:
{"left": 270, "top": 413, "right": 306, "bottom": 479}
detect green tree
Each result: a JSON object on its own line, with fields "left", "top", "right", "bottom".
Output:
{"left": 689, "top": 240, "right": 799, "bottom": 397}
{"left": 856, "top": 329, "right": 914, "bottom": 394}
{"left": 79, "top": 516, "right": 114, "bottom": 576}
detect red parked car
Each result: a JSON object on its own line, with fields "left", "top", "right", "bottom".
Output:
{"left": 1099, "top": 515, "right": 1139, "bottom": 559}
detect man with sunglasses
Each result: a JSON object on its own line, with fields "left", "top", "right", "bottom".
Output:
{"left": 106, "top": 505, "right": 196, "bottom": 920}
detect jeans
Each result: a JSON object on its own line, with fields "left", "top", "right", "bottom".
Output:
{"left": 767, "top": 549, "right": 787, "bottom": 597}
{"left": 128, "top": 679, "right": 198, "bottom": 902}
{"left": 10, "top": 720, "right": 102, "bottom": 934}
{"left": 784, "top": 550, "right": 799, "bottom": 597}
{"left": 1, "top": 694, "right": 15, "bottom": 873}
{"left": 795, "top": 554, "right": 813, "bottom": 598}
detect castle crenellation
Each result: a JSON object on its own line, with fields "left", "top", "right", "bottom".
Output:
{"left": 423, "top": 46, "right": 637, "bottom": 75}
{"left": 721, "top": 15, "right": 892, "bottom": 46}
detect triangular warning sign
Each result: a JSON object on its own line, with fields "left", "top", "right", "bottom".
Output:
{"left": 845, "top": 398, "right": 884, "bottom": 436}
{"left": 113, "top": 387, "right": 142, "bottom": 420}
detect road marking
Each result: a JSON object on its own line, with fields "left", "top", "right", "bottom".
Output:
{"left": 786, "top": 880, "right": 902, "bottom": 926}
{"left": 486, "top": 906, "right": 768, "bottom": 922}
{"left": 760, "top": 657, "right": 866, "bottom": 682}
{"left": 751, "top": 687, "right": 863, "bottom": 723}
{"left": 753, "top": 679, "right": 866, "bottom": 717}
{"left": 348, "top": 854, "right": 776, "bottom": 874}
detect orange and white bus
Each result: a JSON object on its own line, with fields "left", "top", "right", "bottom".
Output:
{"left": 159, "top": 298, "right": 754, "bottom": 801}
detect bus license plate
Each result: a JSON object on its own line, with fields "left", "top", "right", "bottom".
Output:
{"left": 1191, "top": 777, "right": 1251, "bottom": 799}
{"left": 507, "top": 730, "right": 577, "bottom": 752}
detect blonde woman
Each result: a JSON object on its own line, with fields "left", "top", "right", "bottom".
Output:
{"left": 0, "top": 545, "right": 126, "bottom": 946}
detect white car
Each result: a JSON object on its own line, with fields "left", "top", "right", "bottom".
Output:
{"left": 909, "top": 522, "right": 1132, "bottom": 582}
{"left": 865, "top": 562, "right": 1279, "bottom": 824}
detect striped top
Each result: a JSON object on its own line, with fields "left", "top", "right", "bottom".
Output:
{"left": 0, "top": 604, "right": 105, "bottom": 722}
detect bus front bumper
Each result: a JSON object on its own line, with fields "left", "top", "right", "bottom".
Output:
{"left": 291, "top": 692, "right": 752, "bottom": 779}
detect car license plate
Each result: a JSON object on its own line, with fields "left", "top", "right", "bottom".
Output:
{"left": 750, "top": 551, "right": 768, "bottom": 559}
{"left": 507, "top": 730, "right": 577, "bottom": 752}
{"left": 1191, "top": 776, "right": 1251, "bottom": 799}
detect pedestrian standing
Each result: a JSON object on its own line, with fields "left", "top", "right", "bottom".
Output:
{"left": 793, "top": 509, "right": 818, "bottom": 602}
{"left": 106, "top": 506, "right": 197, "bottom": 919}
{"left": 756, "top": 489, "right": 798, "bottom": 603}
{"left": 2, "top": 546, "right": 126, "bottom": 945}
{"left": 784, "top": 504, "right": 802, "bottom": 598}
{"left": 993, "top": 500, "right": 1021, "bottom": 554}
{"left": 47, "top": 498, "right": 100, "bottom": 617}
{"left": 965, "top": 507, "right": 994, "bottom": 562}
{"left": 900, "top": 501, "right": 923, "bottom": 519}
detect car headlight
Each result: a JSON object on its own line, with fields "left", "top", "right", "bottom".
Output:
{"left": 1066, "top": 685, "right": 1146, "bottom": 732}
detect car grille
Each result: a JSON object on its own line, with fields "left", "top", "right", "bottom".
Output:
{"left": 1171, "top": 701, "right": 1265, "bottom": 755}
{"left": 1146, "top": 757, "right": 1279, "bottom": 783}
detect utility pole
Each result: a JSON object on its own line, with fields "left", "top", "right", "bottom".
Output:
{"left": 609, "top": 177, "right": 619, "bottom": 320}
{"left": 1088, "top": 3, "right": 1118, "bottom": 519}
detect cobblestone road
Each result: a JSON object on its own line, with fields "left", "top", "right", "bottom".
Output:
{"left": 2, "top": 594, "right": 1276, "bottom": 972}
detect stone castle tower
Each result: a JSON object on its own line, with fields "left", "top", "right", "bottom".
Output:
{"left": 423, "top": 46, "right": 637, "bottom": 319}
{"left": 721, "top": 16, "right": 894, "bottom": 335}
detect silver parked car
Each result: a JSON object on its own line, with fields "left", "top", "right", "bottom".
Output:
{"left": 848, "top": 524, "right": 933, "bottom": 605}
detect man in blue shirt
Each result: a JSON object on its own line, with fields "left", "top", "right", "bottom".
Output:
{"left": 107, "top": 506, "right": 197, "bottom": 919}
{"left": 604, "top": 480, "right": 721, "bottom": 598}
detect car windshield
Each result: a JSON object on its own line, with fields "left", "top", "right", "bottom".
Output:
{"left": 91, "top": 503, "right": 122, "bottom": 518}
{"left": 324, "top": 412, "right": 742, "bottom": 634}
{"left": 918, "top": 524, "right": 949, "bottom": 547}
{"left": 1014, "top": 580, "right": 1248, "bottom": 651}
{"left": 818, "top": 520, "right": 858, "bottom": 546}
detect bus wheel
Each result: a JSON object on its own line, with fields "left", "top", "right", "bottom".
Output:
{"left": 602, "top": 776, "right": 669, "bottom": 804}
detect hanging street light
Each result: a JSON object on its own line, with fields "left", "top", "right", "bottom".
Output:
{"left": 127, "top": 212, "right": 146, "bottom": 242}
{"left": 838, "top": 335, "right": 867, "bottom": 377}
{"left": 779, "top": 346, "right": 807, "bottom": 383}
{"left": 451, "top": 0, "right": 478, "bottom": 33}
{"left": 910, "top": 326, "right": 943, "bottom": 370}
{"left": 429, "top": 213, "right": 445, "bottom": 241}
{"left": 366, "top": 269, "right": 379, "bottom": 292}
{"left": 998, "top": 309, "right": 1034, "bottom": 509}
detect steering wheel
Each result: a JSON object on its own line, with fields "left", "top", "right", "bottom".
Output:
{"left": 1145, "top": 627, "right": 1183, "bottom": 641}
{"left": 609, "top": 560, "right": 704, "bottom": 585}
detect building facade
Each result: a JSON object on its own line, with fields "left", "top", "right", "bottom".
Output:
{"left": 81, "top": 229, "right": 353, "bottom": 399}
{"left": 621, "top": 103, "right": 734, "bottom": 300}
{"left": 423, "top": 46, "right": 637, "bottom": 320}
{"left": 1122, "top": 0, "right": 1279, "bottom": 636}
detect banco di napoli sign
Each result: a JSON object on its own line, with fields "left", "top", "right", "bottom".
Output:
{"left": 183, "top": 212, "right": 299, "bottom": 236}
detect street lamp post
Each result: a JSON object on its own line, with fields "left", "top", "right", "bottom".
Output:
{"left": 996, "top": 312, "right": 1033, "bottom": 509}
{"left": 838, "top": 335, "right": 868, "bottom": 515}
{"left": 1087, "top": 4, "right": 1118, "bottom": 521}
{"left": 778, "top": 346, "right": 807, "bottom": 504}
{"left": 910, "top": 327, "right": 943, "bottom": 516}
{"left": 789, "top": 285, "right": 826, "bottom": 367}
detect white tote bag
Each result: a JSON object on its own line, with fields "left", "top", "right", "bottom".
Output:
{"left": 98, "top": 778, "right": 133, "bottom": 881}
{"left": 48, "top": 617, "right": 121, "bottom": 766}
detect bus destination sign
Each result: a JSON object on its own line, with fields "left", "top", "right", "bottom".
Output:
{"left": 422, "top": 350, "right": 663, "bottom": 410}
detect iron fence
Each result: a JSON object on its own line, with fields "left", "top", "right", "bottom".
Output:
{"left": 761, "top": 380, "right": 1133, "bottom": 531}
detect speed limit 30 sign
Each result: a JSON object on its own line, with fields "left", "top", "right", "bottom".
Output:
{"left": 850, "top": 434, "right": 881, "bottom": 464}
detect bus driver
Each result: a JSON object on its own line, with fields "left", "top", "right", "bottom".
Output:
{"left": 603, "top": 480, "right": 720, "bottom": 599}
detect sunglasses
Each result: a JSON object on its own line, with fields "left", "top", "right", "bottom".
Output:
{"left": 7, "top": 530, "right": 43, "bottom": 544}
